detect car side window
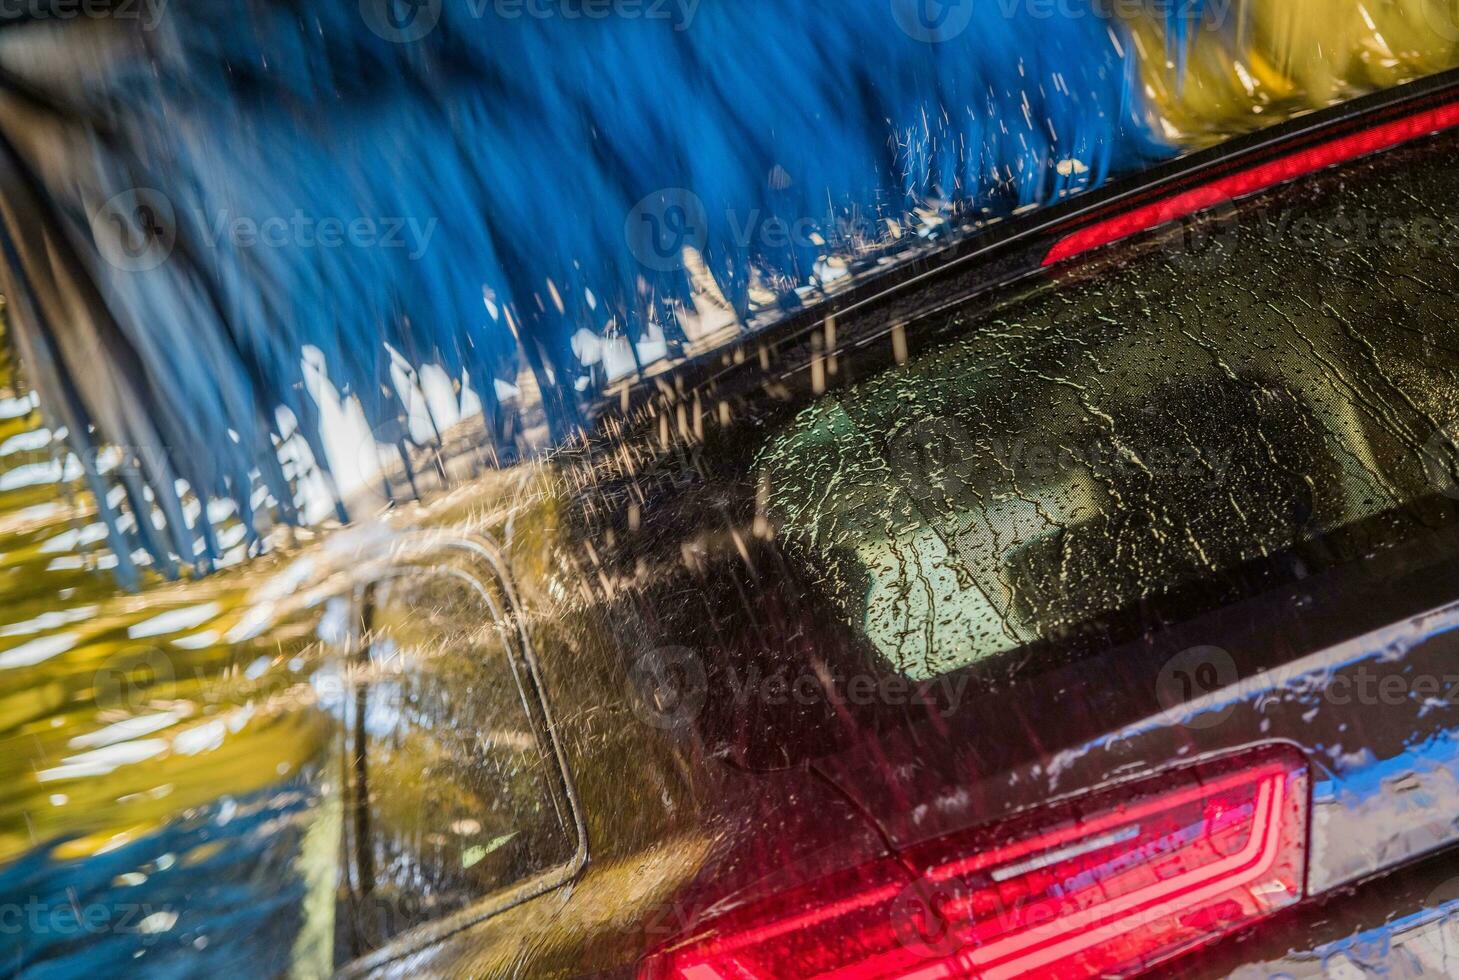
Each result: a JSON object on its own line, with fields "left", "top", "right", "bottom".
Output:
{"left": 331, "top": 542, "right": 584, "bottom": 968}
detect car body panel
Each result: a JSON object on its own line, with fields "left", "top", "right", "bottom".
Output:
{"left": 351, "top": 80, "right": 1459, "bottom": 977}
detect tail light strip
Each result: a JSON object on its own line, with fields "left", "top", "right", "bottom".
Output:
{"left": 644, "top": 747, "right": 1309, "bottom": 980}
{"left": 961, "top": 770, "right": 1288, "bottom": 978}
{"left": 1042, "top": 98, "right": 1459, "bottom": 266}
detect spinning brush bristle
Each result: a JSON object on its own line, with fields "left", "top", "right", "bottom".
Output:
{"left": 0, "top": 0, "right": 1454, "bottom": 583}
{"left": 1141, "top": 0, "right": 1459, "bottom": 141}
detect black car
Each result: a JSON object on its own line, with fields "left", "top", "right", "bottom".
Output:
{"left": 300, "top": 72, "right": 1459, "bottom": 978}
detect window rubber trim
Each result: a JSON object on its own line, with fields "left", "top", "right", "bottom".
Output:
{"left": 336, "top": 532, "right": 590, "bottom": 977}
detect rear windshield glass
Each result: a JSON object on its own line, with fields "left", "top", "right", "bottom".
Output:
{"left": 757, "top": 131, "right": 1459, "bottom": 682}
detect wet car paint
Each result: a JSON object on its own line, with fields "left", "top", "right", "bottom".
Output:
{"left": 1173, "top": 843, "right": 1459, "bottom": 978}
{"left": 13, "top": 79, "right": 1459, "bottom": 978}
{"left": 351, "top": 94, "right": 1459, "bottom": 976}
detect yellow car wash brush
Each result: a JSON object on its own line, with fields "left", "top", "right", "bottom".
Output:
{"left": 1133, "top": 0, "right": 1459, "bottom": 143}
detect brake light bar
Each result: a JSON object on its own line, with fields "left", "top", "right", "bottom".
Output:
{"left": 643, "top": 747, "right": 1308, "bottom": 980}
{"left": 1042, "top": 99, "right": 1459, "bottom": 266}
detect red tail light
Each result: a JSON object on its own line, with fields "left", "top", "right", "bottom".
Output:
{"left": 643, "top": 747, "right": 1308, "bottom": 980}
{"left": 1042, "top": 97, "right": 1459, "bottom": 266}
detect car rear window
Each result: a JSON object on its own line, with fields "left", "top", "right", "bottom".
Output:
{"left": 757, "top": 130, "right": 1459, "bottom": 682}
